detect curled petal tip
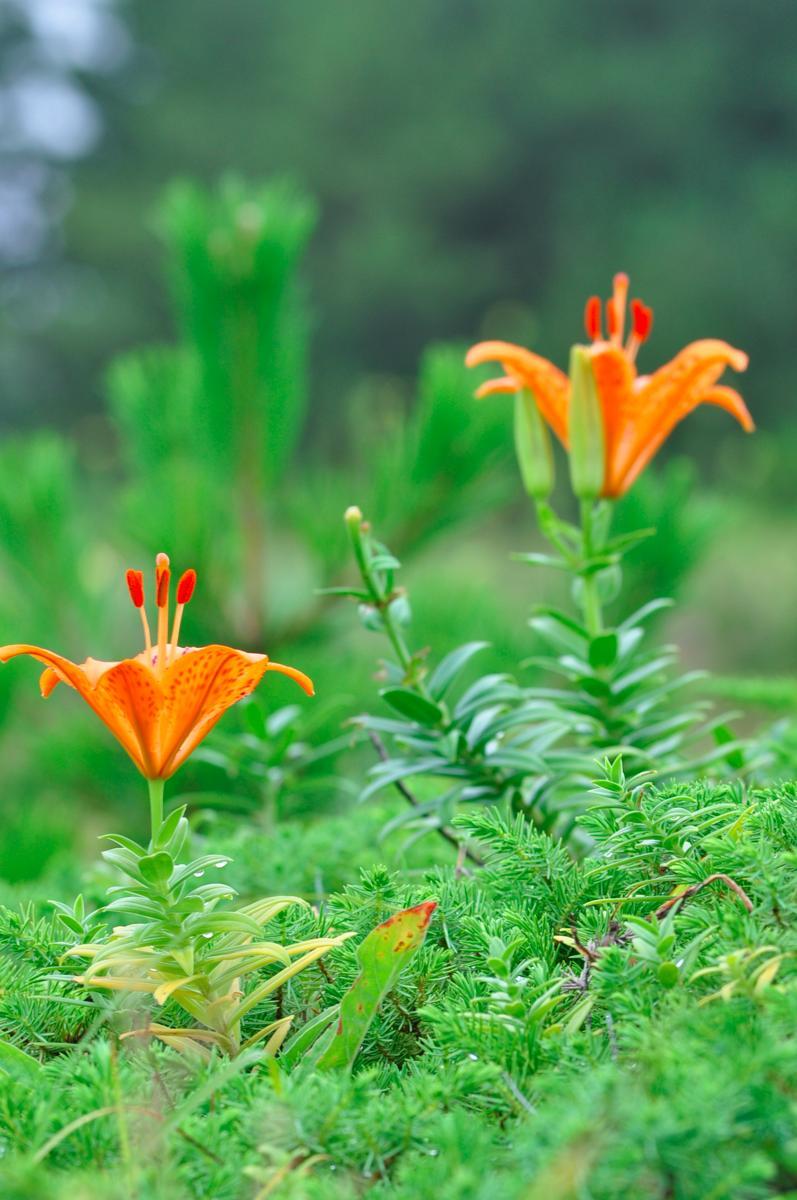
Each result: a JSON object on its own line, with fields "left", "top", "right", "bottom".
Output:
{"left": 475, "top": 376, "right": 518, "bottom": 399}
{"left": 266, "top": 660, "right": 315, "bottom": 696}
{"left": 465, "top": 343, "right": 488, "bottom": 368}
{"left": 40, "top": 667, "right": 60, "bottom": 698}
{"left": 465, "top": 340, "right": 523, "bottom": 369}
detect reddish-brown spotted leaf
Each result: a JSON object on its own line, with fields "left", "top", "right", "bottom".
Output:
{"left": 316, "top": 900, "right": 436, "bottom": 1072}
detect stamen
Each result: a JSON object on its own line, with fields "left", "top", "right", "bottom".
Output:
{"left": 126, "top": 569, "right": 144, "bottom": 609}
{"left": 612, "top": 272, "right": 629, "bottom": 344}
{"left": 176, "top": 569, "right": 196, "bottom": 606}
{"left": 126, "top": 568, "right": 151, "bottom": 656}
{"left": 155, "top": 554, "right": 170, "bottom": 674}
{"left": 626, "top": 298, "right": 654, "bottom": 361}
{"left": 631, "top": 298, "right": 653, "bottom": 342}
{"left": 170, "top": 569, "right": 197, "bottom": 660}
{"left": 584, "top": 295, "right": 602, "bottom": 341}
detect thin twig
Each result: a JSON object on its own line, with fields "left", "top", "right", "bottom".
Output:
{"left": 561, "top": 874, "right": 754, "bottom": 996}
{"left": 653, "top": 873, "right": 754, "bottom": 920}
{"left": 367, "top": 732, "right": 483, "bottom": 867}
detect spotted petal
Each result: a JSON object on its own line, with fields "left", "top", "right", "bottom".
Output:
{"left": 0, "top": 642, "right": 314, "bottom": 780}
{"left": 466, "top": 340, "right": 570, "bottom": 443}
{"left": 610, "top": 340, "right": 751, "bottom": 494}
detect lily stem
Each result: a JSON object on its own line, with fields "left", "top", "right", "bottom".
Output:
{"left": 580, "top": 499, "right": 604, "bottom": 637}
{"left": 148, "top": 778, "right": 165, "bottom": 846}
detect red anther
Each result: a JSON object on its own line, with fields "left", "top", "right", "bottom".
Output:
{"left": 584, "top": 295, "right": 602, "bottom": 341}
{"left": 156, "top": 567, "right": 171, "bottom": 608}
{"left": 631, "top": 299, "right": 654, "bottom": 342}
{"left": 126, "top": 569, "right": 144, "bottom": 609}
{"left": 613, "top": 271, "right": 629, "bottom": 291}
{"left": 606, "top": 298, "right": 618, "bottom": 339}
{"left": 176, "top": 569, "right": 197, "bottom": 606}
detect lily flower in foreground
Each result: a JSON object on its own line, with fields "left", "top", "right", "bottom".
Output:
{"left": 0, "top": 555, "right": 313, "bottom": 779}
{"left": 466, "top": 273, "right": 754, "bottom": 497}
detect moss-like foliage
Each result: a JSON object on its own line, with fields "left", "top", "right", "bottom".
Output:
{"left": 0, "top": 778, "right": 795, "bottom": 1197}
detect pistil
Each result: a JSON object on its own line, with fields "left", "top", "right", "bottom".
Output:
{"left": 609, "top": 272, "right": 629, "bottom": 346}
{"left": 155, "top": 553, "right": 170, "bottom": 676}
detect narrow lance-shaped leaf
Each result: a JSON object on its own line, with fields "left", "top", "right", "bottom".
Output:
{"left": 316, "top": 900, "right": 437, "bottom": 1072}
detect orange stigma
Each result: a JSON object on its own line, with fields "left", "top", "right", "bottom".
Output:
{"left": 156, "top": 567, "right": 170, "bottom": 610}
{"left": 154, "top": 553, "right": 171, "bottom": 674}
{"left": 606, "top": 298, "right": 618, "bottom": 341}
{"left": 612, "top": 273, "right": 629, "bottom": 344}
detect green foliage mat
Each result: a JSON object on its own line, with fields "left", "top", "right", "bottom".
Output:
{"left": 1, "top": 778, "right": 797, "bottom": 1198}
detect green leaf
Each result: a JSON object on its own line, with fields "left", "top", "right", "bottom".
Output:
{"left": 380, "top": 687, "right": 444, "bottom": 727}
{"left": 0, "top": 1039, "right": 42, "bottom": 1086}
{"left": 280, "top": 1004, "right": 340, "bottom": 1070}
{"left": 138, "top": 852, "right": 174, "bottom": 885}
{"left": 712, "top": 723, "right": 746, "bottom": 770}
{"left": 316, "top": 586, "right": 370, "bottom": 599}
{"left": 427, "top": 641, "right": 489, "bottom": 701}
{"left": 511, "top": 552, "right": 568, "bottom": 570}
{"left": 316, "top": 901, "right": 436, "bottom": 1072}
{"left": 370, "top": 553, "right": 401, "bottom": 571}
{"left": 579, "top": 676, "right": 612, "bottom": 700}
{"left": 588, "top": 632, "right": 618, "bottom": 670}
{"left": 156, "top": 805, "right": 188, "bottom": 851}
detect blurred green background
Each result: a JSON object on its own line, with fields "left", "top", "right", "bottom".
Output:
{"left": 0, "top": 0, "right": 796, "bottom": 881}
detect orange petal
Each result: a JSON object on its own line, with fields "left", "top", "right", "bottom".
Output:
{"left": 609, "top": 340, "right": 749, "bottom": 495}
{"left": 155, "top": 646, "right": 313, "bottom": 779}
{"left": 88, "top": 659, "right": 163, "bottom": 777}
{"left": 265, "top": 660, "right": 315, "bottom": 696}
{"left": 474, "top": 375, "right": 519, "bottom": 399}
{"left": 695, "top": 384, "right": 755, "bottom": 432}
{"left": 589, "top": 343, "right": 636, "bottom": 482}
{"left": 0, "top": 644, "right": 152, "bottom": 775}
{"left": 40, "top": 667, "right": 63, "bottom": 698}
{"left": 0, "top": 644, "right": 94, "bottom": 696}
{"left": 466, "top": 340, "right": 570, "bottom": 443}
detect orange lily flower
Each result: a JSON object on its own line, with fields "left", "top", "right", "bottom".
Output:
{"left": 465, "top": 273, "right": 754, "bottom": 497}
{"left": 0, "top": 554, "right": 313, "bottom": 780}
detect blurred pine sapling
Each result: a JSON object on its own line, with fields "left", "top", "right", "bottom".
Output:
{"left": 107, "top": 177, "right": 513, "bottom": 646}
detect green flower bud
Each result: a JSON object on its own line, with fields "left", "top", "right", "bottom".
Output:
{"left": 567, "top": 345, "right": 605, "bottom": 500}
{"left": 513, "top": 388, "right": 554, "bottom": 500}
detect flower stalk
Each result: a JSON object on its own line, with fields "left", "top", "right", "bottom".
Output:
{"left": 148, "top": 778, "right": 165, "bottom": 846}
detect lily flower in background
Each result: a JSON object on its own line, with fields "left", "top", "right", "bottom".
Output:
{"left": 465, "top": 273, "right": 753, "bottom": 497}
{"left": 0, "top": 554, "right": 313, "bottom": 780}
